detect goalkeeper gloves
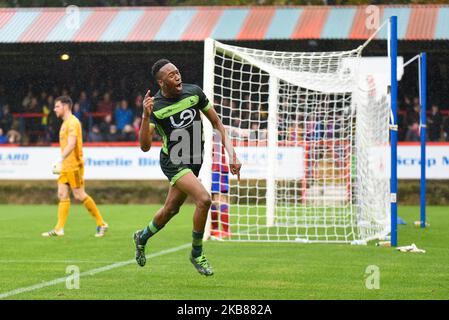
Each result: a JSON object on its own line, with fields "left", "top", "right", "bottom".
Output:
{"left": 52, "top": 157, "right": 63, "bottom": 175}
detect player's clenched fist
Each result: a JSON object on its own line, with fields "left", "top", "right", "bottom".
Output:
{"left": 143, "top": 90, "right": 154, "bottom": 118}
{"left": 229, "top": 151, "right": 242, "bottom": 181}
{"left": 230, "top": 162, "right": 242, "bottom": 181}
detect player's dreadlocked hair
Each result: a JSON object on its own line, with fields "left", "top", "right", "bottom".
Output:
{"left": 151, "top": 59, "right": 171, "bottom": 80}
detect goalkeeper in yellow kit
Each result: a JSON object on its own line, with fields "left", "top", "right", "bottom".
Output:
{"left": 42, "top": 96, "right": 108, "bottom": 237}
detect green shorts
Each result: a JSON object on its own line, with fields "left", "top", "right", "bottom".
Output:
{"left": 160, "top": 151, "right": 202, "bottom": 186}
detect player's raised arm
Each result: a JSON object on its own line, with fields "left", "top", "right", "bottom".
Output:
{"left": 202, "top": 106, "right": 242, "bottom": 180}
{"left": 139, "top": 90, "right": 155, "bottom": 152}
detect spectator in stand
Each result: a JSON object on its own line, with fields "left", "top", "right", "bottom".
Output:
{"left": 121, "top": 124, "right": 136, "bottom": 142}
{"left": 26, "top": 97, "right": 42, "bottom": 143}
{"left": 0, "top": 85, "right": 6, "bottom": 108}
{"left": 133, "top": 114, "right": 160, "bottom": 142}
{"left": 250, "top": 114, "right": 259, "bottom": 128}
{"left": 21, "top": 90, "right": 33, "bottom": 112}
{"left": 0, "top": 104, "right": 13, "bottom": 132}
{"left": 47, "top": 95, "right": 55, "bottom": 109}
{"left": 88, "top": 124, "right": 103, "bottom": 142}
{"left": 213, "top": 97, "right": 220, "bottom": 111}
{"left": 221, "top": 98, "right": 233, "bottom": 126}
{"left": 240, "top": 99, "right": 250, "bottom": 129}
{"left": 7, "top": 129, "right": 21, "bottom": 144}
{"left": 231, "top": 116, "right": 241, "bottom": 130}
{"left": 91, "top": 89, "right": 100, "bottom": 111}
{"left": 230, "top": 118, "right": 241, "bottom": 138}
{"left": 26, "top": 97, "right": 39, "bottom": 113}
{"left": 73, "top": 102, "right": 82, "bottom": 121}
{"left": 231, "top": 108, "right": 249, "bottom": 129}
{"left": 249, "top": 122, "right": 259, "bottom": 142}
{"left": 398, "top": 111, "right": 406, "bottom": 141}
{"left": 398, "top": 96, "right": 410, "bottom": 141}
{"left": 133, "top": 93, "right": 143, "bottom": 115}
{"left": 428, "top": 104, "right": 443, "bottom": 141}
{"left": 115, "top": 99, "right": 133, "bottom": 131}
{"left": 443, "top": 116, "right": 449, "bottom": 142}
{"left": 41, "top": 98, "right": 51, "bottom": 142}
{"left": 40, "top": 91, "right": 48, "bottom": 106}
{"left": 61, "top": 88, "right": 70, "bottom": 97}
{"left": 50, "top": 85, "right": 59, "bottom": 98}
{"left": 79, "top": 91, "right": 92, "bottom": 113}
{"left": 45, "top": 95, "right": 60, "bottom": 143}
{"left": 40, "top": 92, "right": 50, "bottom": 120}
{"left": 99, "top": 114, "right": 113, "bottom": 140}
{"left": 72, "top": 102, "right": 87, "bottom": 140}
{"left": 69, "top": 84, "right": 77, "bottom": 97}
{"left": 12, "top": 80, "right": 449, "bottom": 145}
{"left": 402, "top": 102, "right": 419, "bottom": 142}
{"left": 412, "top": 96, "right": 420, "bottom": 108}
{"left": 405, "top": 122, "right": 420, "bottom": 141}
{"left": 403, "top": 95, "right": 412, "bottom": 112}
{"left": 287, "top": 123, "right": 302, "bottom": 144}
{"left": 78, "top": 91, "right": 93, "bottom": 131}
{"left": 0, "top": 128, "right": 7, "bottom": 144}
{"left": 132, "top": 117, "right": 141, "bottom": 139}
{"left": 105, "top": 124, "right": 121, "bottom": 142}
{"left": 97, "top": 92, "right": 114, "bottom": 114}
{"left": 259, "top": 104, "right": 268, "bottom": 130}
{"left": 406, "top": 101, "right": 420, "bottom": 127}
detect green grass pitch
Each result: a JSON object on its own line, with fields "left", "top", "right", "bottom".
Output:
{"left": 0, "top": 204, "right": 448, "bottom": 299}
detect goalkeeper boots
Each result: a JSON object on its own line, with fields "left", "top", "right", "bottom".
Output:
{"left": 41, "top": 229, "right": 64, "bottom": 237}
{"left": 95, "top": 223, "right": 109, "bottom": 238}
{"left": 133, "top": 230, "right": 146, "bottom": 267}
{"left": 190, "top": 254, "right": 214, "bottom": 276}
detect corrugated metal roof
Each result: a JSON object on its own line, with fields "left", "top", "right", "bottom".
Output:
{"left": 182, "top": 7, "right": 223, "bottom": 41}
{"left": 291, "top": 7, "right": 330, "bottom": 39}
{"left": 210, "top": 8, "right": 249, "bottom": 40}
{"left": 73, "top": 9, "right": 118, "bottom": 42}
{"left": 237, "top": 7, "right": 276, "bottom": 40}
{"left": 19, "top": 10, "right": 65, "bottom": 42}
{"left": 0, "top": 5, "right": 447, "bottom": 43}
{"left": 100, "top": 9, "right": 144, "bottom": 42}
{"left": 126, "top": 8, "right": 170, "bottom": 42}
{"left": 265, "top": 8, "right": 300, "bottom": 39}
{"left": 406, "top": 6, "right": 438, "bottom": 40}
{"left": 435, "top": 7, "right": 449, "bottom": 39}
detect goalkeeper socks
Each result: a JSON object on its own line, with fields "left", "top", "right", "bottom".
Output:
{"left": 220, "top": 204, "right": 229, "bottom": 233}
{"left": 191, "top": 230, "right": 204, "bottom": 258}
{"left": 210, "top": 204, "right": 219, "bottom": 231}
{"left": 83, "top": 195, "right": 105, "bottom": 226}
{"left": 140, "top": 220, "right": 163, "bottom": 245}
{"left": 55, "top": 199, "right": 70, "bottom": 230}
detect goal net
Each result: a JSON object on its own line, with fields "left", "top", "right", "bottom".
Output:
{"left": 202, "top": 39, "right": 391, "bottom": 244}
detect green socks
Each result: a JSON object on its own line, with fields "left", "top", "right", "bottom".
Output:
{"left": 192, "top": 231, "right": 204, "bottom": 258}
{"left": 141, "top": 220, "right": 163, "bottom": 245}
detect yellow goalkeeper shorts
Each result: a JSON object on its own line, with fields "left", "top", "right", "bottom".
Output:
{"left": 58, "top": 166, "right": 85, "bottom": 189}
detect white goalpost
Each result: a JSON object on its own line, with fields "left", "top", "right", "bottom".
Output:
{"left": 201, "top": 18, "right": 402, "bottom": 244}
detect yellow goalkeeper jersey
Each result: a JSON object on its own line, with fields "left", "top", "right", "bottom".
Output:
{"left": 60, "top": 114, "right": 84, "bottom": 172}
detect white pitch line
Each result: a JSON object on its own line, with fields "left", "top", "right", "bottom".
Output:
{"left": 0, "top": 260, "right": 121, "bottom": 264}
{"left": 0, "top": 243, "right": 191, "bottom": 300}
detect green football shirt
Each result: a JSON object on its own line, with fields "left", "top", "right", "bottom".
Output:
{"left": 149, "top": 83, "right": 212, "bottom": 164}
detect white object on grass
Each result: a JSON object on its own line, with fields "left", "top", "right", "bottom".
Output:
{"left": 396, "top": 243, "right": 426, "bottom": 253}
